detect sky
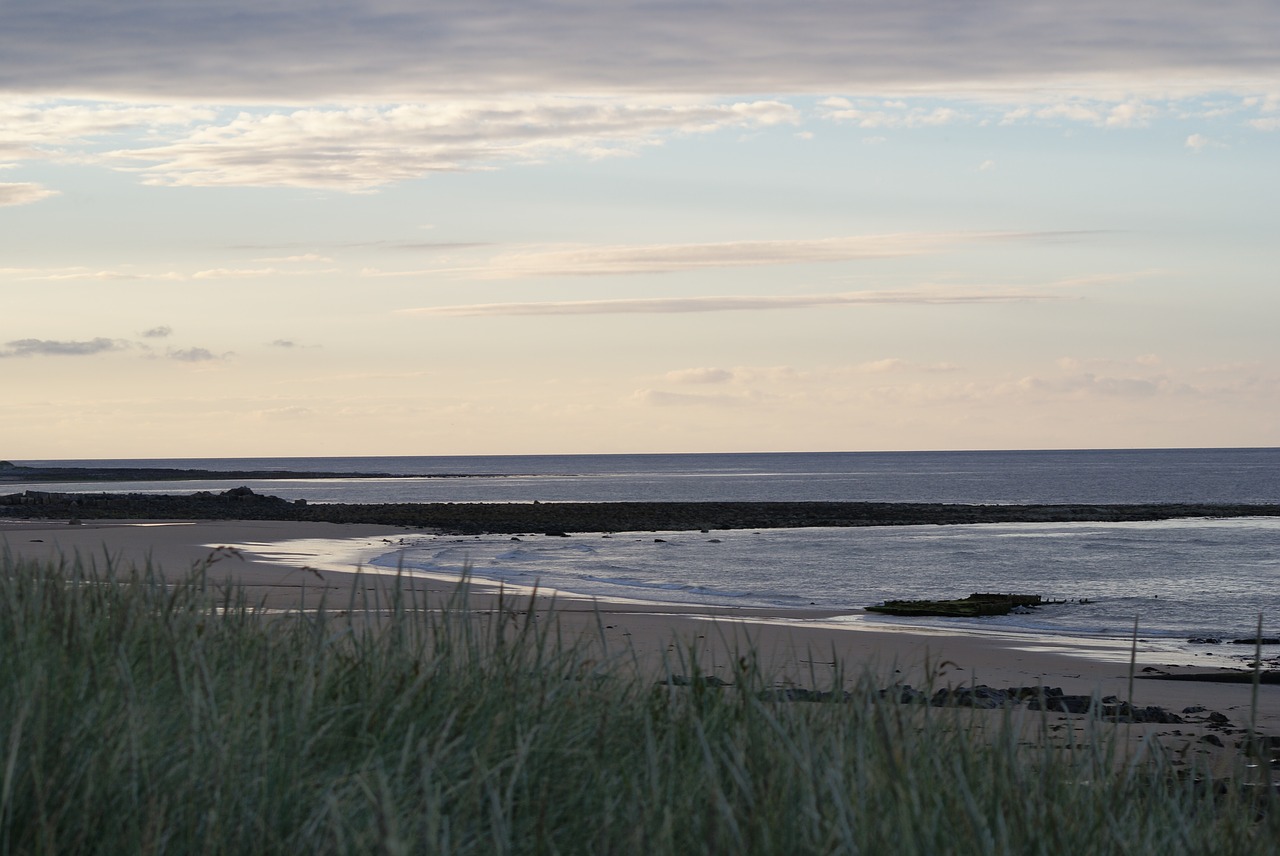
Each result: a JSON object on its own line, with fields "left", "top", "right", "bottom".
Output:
{"left": 2, "top": 0, "right": 1279, "bottom": 459}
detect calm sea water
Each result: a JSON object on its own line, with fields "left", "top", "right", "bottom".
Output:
{"left": 13, "top": 447, "right": 1280, "bottom": 503}
{"left": 9, "top": 449, "right": 1280, "bottom": 652}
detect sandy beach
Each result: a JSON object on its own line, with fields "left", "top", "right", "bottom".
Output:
{"left": 5, "top": 516, "right": 1277, "bottom": 774}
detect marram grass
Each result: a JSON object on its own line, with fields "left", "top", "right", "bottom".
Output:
{"left": 0, "top": 550, "right": 1275, "bottom": 855}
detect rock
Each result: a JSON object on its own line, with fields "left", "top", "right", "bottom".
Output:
{"left": 868, "top": 593, "right": 1051, "bottom": 618}
{"left": 660, "top": 674, "right": 730, "bottom": 688}
{"left": 1231, "top": 637, "right": 1280, "bottom": 645}
{"left": 761, "top": 688, "right": 853, "bottom": 703}
{"left": 879, "top": 684, "right": 928, "bottom": 704}
{"left": 1129, "top": 705, "right": 1183, "bottom": 724}
{"left": 1188, "top": 637, "right": 1222, "bottom": 645}
{"left": 1027, "top": 694, "right": 1096, "bottom": 714}
{"left": 1183, "top": 705, "right": 1207, "bottom": 714}
{"left": 930, "top": 685, "right": 1015, "bottom": 709}
{"left": 1201, "top": 734, "right": 1225, "bottom": 747}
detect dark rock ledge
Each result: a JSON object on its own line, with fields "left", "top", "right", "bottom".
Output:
{"left": 2, "top": 486, "right": 1278, "bottom": 534}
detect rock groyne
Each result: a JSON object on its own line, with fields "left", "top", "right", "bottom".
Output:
{"left": 3, "top": 487, "right": 1278, "bottom": 534}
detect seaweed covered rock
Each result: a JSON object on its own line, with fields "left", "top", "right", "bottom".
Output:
{"left": 866, "top": 593, "right": 1054, "bottom": 618}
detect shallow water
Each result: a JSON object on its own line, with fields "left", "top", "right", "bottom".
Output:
{"left": 367, "top": 516, "right": 1280, "bottom": 645}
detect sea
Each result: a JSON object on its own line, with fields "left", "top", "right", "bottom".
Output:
{"left": 9, "top": 449, "right": 1280, "bottom": 660}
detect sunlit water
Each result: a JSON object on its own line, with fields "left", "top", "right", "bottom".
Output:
{"left": 367, "top": 517, "right": 1280, "bottom": 642}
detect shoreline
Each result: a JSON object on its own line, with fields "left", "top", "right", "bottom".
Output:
{"left": 4, "top": 517, "right": 1277, "bottom": 733}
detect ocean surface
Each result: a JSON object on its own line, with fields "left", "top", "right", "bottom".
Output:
{"left": 9, "top": 449, "right": 1280, "bottom": 657}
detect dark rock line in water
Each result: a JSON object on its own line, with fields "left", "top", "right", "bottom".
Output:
{"left": 3, "top": 486, "right": 1279, "bottom": 533}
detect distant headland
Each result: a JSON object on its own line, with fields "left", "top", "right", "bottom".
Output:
{"left": 0, "top": 463, "right": 493, "bottom": 483}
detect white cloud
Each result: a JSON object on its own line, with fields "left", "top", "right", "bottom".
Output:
{"left": 998, "top": 99, "right": 1164, "bottom": 128}
{"left": 403, "top": 231, "right": 1058, "bottom": 279}
{"left": 10, "top": 267, "right": 185, "bottom": 282}
{"left": 0, "top": 100, "right": 213, "bottom": 160}
{"left": 477, "top": 233, "right": 952, "bottom": 277}
{"left": 1103, "top": 101, "right": 1159, "bottom": 128}
{"left": 0, "top": 182, "right": 57, "bottom": 206}
{"left": 820, "top": 101, "right": 966, "bottom": 128}
{"left": 377, "top": 231, "right": 1095, "bottom": 281}
{"left": 1186, "top": 133, "right": 1214, "bottom": 151}
{"left": 104, "top": 100, "right": 799, "bottom": 190}
{"left": 255, "top": 253, "right": 334, "bottom": 264}
{"left": 191, "top": 267, "right": 285, "bottom": 280}
{"left": 403, "top": 287, "right": 1055, "bottom": 317}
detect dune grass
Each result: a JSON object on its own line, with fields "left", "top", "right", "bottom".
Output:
{"left": 0, "top": 549, "right": 1276, "bottom": 855}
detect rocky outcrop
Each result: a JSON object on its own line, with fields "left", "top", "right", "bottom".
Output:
{"left": 664, "top": 678, "right": 1214, "bottom": 726}
{"left": 3, "top": 490, "right": 1278, "bottom": 533}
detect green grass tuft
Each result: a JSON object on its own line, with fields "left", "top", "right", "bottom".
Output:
{"left": 0, "top": 550, "right": 1275, "bottom": 854}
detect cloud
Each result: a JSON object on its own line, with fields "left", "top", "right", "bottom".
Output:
{"left": 820, "top": 99, "right": 967, "bottom": 128}
{"left": 140, "top": 325, "right": 172, "bottom": 338}
{"left": 1185, "top": 133, "right": 1224, "bottom": 152}
{"left": 1056, "top": 354, "right": 1166, "bottom": 373}
{"left": 478, "top": 232, "right": 1103, "bottom": 279}
{"left": 254, "top": 253, "right": 334, "bottom": 263}
{"left": 1017, "top": 373, "right": 1168, "bottom": 398}
{"left": 191, "top": 267, "right": 286, "bottom": 279}
{"left": 0, "top": 182, "right": 57, "bottom": 206}
{"left": 1102, "top": 101, "right": 1159, "bottom": 128}
{"left": 403, "top": 287, "right": 1056, "bottom": 317}
{"left": 664, "top": 367, "right": 735, "bottom": 384}
{"left": 0, "top": 337, "right": 128, "bottom": 358}
{"left": 270, "top": 339, "right": 298, "bottom": 348}
{"left": 104, "top": 100, "right": 799, "bottom": 190}
{"left": 998, "top": 98, "right": 1168, "bottom": 128}
{"left": 7, "top": 267, "right": 185, "bottom": 282}
{"left": 3, "top": 2, "right": 1277, "bottom": 101}
{"left": 633, "top": 389, "right": 755, "bottom": 408}
{"left": 853, "top": 358, "right": 961, "bottom": 373}
{"left": 0, "top": 263, "right": 330, "bottom": 282}
{"left": 166, "top": 347, "right": 224, "bottom": 362}
{"left": 0, "top": 100, "right": 214, "bottom": 168}
{"left": 397, "top": 231, "right": 1061, "bottom": 280}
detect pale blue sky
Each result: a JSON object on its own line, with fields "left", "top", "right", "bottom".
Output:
{"left": 2, "top": 2, "right": 1277, "bottom": 457}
